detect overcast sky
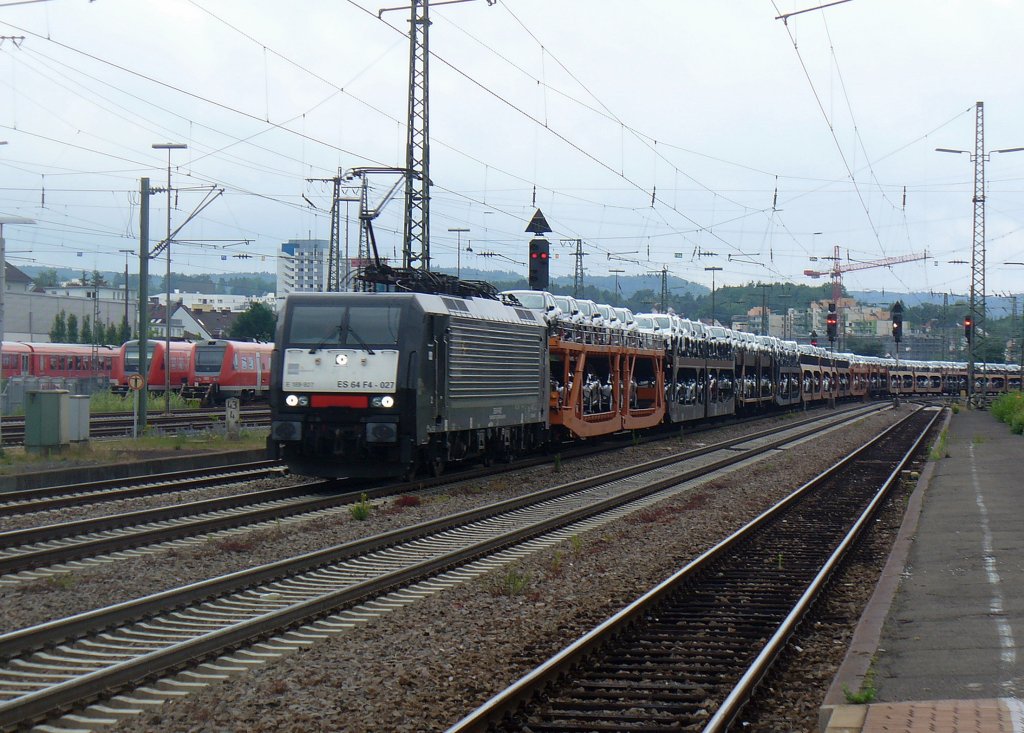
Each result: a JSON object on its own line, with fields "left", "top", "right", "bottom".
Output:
{"left": 1, "top": 0, "right": 1023, "bottom": 302}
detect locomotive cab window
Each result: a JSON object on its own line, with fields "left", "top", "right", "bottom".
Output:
{"left": 125, "top": 342, "right": 156, "bottom": 370}
{"left": 286, "top": 304, "right": 402, "bottom": 348}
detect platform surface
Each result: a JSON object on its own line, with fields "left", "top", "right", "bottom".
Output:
{"left": 823, "top": 405, "right": 1024, "bottom": 733}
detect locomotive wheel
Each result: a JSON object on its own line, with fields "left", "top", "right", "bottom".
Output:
{"left": 429, "top": 454, "right": 446, "bottom": 477}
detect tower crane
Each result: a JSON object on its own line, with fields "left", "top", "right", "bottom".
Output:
{"left": 804, "top": 245, "right": 930, "bottom": 305}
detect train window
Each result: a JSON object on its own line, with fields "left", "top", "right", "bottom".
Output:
{"left": 196, "top": 345, "right": 227, "bottom": 374}
{"left": 125, "top": 343, "right": 156, "bottom": 369}
{"left": 50, "top": 356, "right": 58, "bottom": 369}
{"left": 287, "top": 304, "right": 402, "bottom": 348}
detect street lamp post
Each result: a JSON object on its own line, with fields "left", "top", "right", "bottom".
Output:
{"left": 1007, "top": 263, "right": 1024, "bottom": 379}
{"left": 609, "top": 269, "right": 625, "bottom": 302}
{"left": 760, "top": 282, "right": 772, "bottom": 336}
{"left": 152, "top": 143, "right": 187, "bottom": 411}
{"left": 705, "top": 266, "right": 722, "bottom": 326}
{"left": 447, "top": 227, "right": 469, "bottom": 279}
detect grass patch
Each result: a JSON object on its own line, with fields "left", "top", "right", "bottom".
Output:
{"left": 842, "top": 668, "right": 877, "bottom": 704}
{"left": 0, "top": 386, "right": 200, "bottom": 416}
{"left": 489, "top": 566, "right": 530, "bottom": 596}
{"left": 929, "top": 428, "right": 949, "bottom": 461}
{"left": 546, "top": 549, "right": 565, "bottom": 575}
{"left": 0, "top": 428, "right": 269, "bottom": 474}
{"left": 46, "top": 573, "right": 77, "bottom": 590}
{"left": 349, "top": 493, "right": 372, "bottom": 521}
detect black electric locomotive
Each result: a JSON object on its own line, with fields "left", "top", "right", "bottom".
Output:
{"left": 269, "top": 292, "right": 549, "bottom": 478}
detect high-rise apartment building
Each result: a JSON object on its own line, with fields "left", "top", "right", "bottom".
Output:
{"left": 277, "top": 239, "right": 327, "bottom": 296}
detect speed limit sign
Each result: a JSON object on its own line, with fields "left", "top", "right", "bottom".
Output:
{"left": 128, "top": 374, "right": 145, "bottom": 391}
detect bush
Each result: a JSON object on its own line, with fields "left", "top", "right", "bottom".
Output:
{"left": 991, "top": 393, "right": 1024, "bottom": 435}
{"left": 1012, "top": 412, "right": 1024, "bottom": 436}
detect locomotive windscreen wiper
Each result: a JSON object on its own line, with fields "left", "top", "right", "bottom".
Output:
{"left": 308, "top": 326, "right": 341, "bottom": 354}
{"left": 308, "top": 324, "right": 376, "bottom": 355}
{"left": 343, "top": 324, "right": 376, "bottom": 355}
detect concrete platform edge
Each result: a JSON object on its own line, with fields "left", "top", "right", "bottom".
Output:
{"left": 819, "top": 406, "right": 952, "bottom": 732}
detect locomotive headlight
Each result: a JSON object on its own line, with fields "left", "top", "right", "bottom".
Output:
{"left": 285, "top": 394, "right": 299, "bottom": 407}
{"left": 335, "top": 354, "right": 348, "bottom": 366}
{"left": 381, "top": 395, "right": 395, "bottom": 408}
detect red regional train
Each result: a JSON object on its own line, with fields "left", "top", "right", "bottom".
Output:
{"left": 110, "top": 340, "right": 195, "bottom": 396}
{"left": 182, "top": 339, "right": 273, "bottom": 404}
{"left": 0, "top": 341, "right": 117, "bottom": 382}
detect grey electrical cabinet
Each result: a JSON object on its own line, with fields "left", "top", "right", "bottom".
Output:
{"left": 67, "top": 395, "right": 91, "bottom": 443}
{"left": 24, "top": 390, "right": 71, "bottom": 451}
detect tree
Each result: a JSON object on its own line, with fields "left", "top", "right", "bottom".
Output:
{"left": 34, "top": 269, "right": 59, "bottom": 289}
{"left": 81, "top": 315, "right": 93, "bottom": 344}
{"left": 67, "top": 313, "right": 79, "bottom": 344}
{"left": 118, "top": 316, "right": 132, "bottom": 344}
{"left": 50, "top": 311, "right": 68, "bottom": 342}
{"left": 107, "top": 321, "right": 122, "bottom": 345}
{"left": 229, "top": 302, "right": 276, "bottom": 341}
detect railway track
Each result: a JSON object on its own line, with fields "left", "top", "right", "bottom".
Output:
{"left": 0, "top": 405, "right": 880, "bottom": 582}
{"left": 0, "top": 403, "right": 890, "bottom": 730}
{"left": 447, "top": 406, "right": 940, "bottom": 733}
{"left": 0, "top": 461, "right": 285, "bottom": 516}
{"left": 0, "top": 407, "right": 271, "bottom": 445}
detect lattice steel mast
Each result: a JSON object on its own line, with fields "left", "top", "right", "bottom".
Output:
{"left": 403, "top": 0, "right": 430, "bottom": 271}
{"left": 969, "top": 101, "right": 986, "bottom": 399}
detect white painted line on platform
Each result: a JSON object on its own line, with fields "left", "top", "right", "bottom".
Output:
{"left": 1004, "top": 697, "right": 1024, "bottom": 733}
{"left": 971, "top": 443, "right": 1017, "bottom": 696}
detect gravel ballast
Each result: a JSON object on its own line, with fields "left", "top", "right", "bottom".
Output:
{"left": 89, "top": 407, "right": 908, "bottom": 733}
{"left": 1, "top": 411, "right": 833, "bottom": 630}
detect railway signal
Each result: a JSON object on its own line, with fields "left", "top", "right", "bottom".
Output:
{"left": 529, "top": 238, "right": 550, "bottom": 290}
{"left": 826, "top": 303, "right": 838, "bottom": 344}
{"left": 892, "top": 301, "right": 903, "bottom": 344}
{"left": 964, "top": 315, "right": 973, "bottom": 343}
